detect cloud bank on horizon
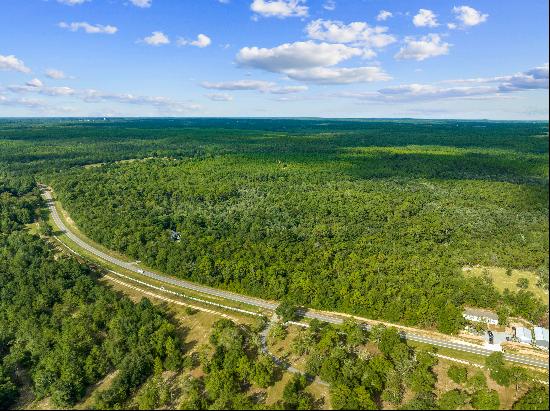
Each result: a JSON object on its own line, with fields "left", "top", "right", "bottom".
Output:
{"left": 0, "top": 0, "right": 548, "bottom": 119}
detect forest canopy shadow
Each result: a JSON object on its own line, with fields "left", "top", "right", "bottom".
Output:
{"left": 339, "top": 147, "right": 549, "bottom": 186}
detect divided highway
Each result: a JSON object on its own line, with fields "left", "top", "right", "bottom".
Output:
{"left": 42, "top": 188, "right": 549, "bottom": 370}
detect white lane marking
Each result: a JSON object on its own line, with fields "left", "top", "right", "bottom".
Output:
{"left": 52, "top": 235, "right": 264, "bottom": 319}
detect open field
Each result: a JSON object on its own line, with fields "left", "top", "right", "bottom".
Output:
{"left": 464, "top": 265, "right": 549, "bottom": 304}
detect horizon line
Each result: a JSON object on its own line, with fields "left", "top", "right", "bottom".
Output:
{"left": 0, "top": 116, "right": 548, "bottom": 122}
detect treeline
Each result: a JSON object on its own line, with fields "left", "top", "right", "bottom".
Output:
{"left": 1, "top": 119, "right": 547, "bottom": 177}
{"left": 0, "top": 180, "right": 183, "bottom": 409}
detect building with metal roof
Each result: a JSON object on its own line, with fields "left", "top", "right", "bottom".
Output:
{"left": 462, "top": 308, "right": 499, "bottom": 325}
{"left": 515, "top": 326, "right": 533, "bottom": 344}
{"left": 534, "top": 327, "right": 549, "bottom": 349}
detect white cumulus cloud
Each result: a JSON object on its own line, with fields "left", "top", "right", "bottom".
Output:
{"left": 59, "top": 22, "right": 118, "bottom": 34}
{"left": 323, "top": 0, "right": 336, "bottom": 11}
{"left": 284, "top": 66, "right": 390, "bottom": 84}
{"left": 201, "top": 80, "right": 309, "bottom": 94}
{"left": 0, "top": 96, "right": 49, "bottom": 109}
{"left": 377, "top": 10, "right": 392, "bottom": 21}
{"left": 413, "top": 9, "right": 439, "bottom": 27}
{"left": 378, "top": 83, "right": 495, "bottom": 100}
{"left": 237, "top": 41, "right": 362, "bottom": 72}
{"left": 201, "top": 80, "right": 276, "bottom": 91}
{"left": 41, "top": 86, "right": 76, "bottom": 96}
{"left": 337, "top": 64, "right": 548, "bottom": 103}
{"left": 498, "top": 63, "right": 549, "bottom": 91}
{"left": 269, "top": 85, "right": 309, "bottom": 93}
{"left": 141, "top": 31, "right": 170, "bottom": 46}
{"left": 26, "top": 78, "right": 43, "bottom": 88}
{"left": 80, "top": 90, "right": 201, "bottom": 113}
{"left": 4, "top": 80, "right": 201, "bottom": 113}
{"left": 178, "top": 34, "right": 212, "bottom": 48}
{"left": 0, "top": 54, "right": 31, "bottom": 73}
{"left": 305, "top": 19, "right": 396, "bottom": 49}
{"left": 250, "top": 0, "right": 308, "bottom": 19}
{"left": 7, "top": 83, "right": 76, "bottom": 96}
{"left": 451, "top": 5, "right": 488, "bottom": 28}
{"left": 395, "top": 34, "right": 450, "bottom": 61}
{"left": 236, "top": 40, "right": 391, "bottom": 84}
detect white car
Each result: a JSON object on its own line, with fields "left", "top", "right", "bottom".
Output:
{"left": 137, "top": 269, "right": 144, "bottom": 274}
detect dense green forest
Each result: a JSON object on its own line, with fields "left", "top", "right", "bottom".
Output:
{"left": 1, "top": 119, "right": 548, "bottom": 333}
{"left": 0, "top": 118, "right": 548, "bottom": 409}
{"left": 0, "top": 177, "right": 185, "bottom": 409}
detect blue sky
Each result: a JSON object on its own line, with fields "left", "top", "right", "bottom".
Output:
{"left": 0, "top": 0, "right": 548, "bottom": 118}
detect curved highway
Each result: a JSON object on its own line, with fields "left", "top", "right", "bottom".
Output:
{"left": 44, "top": 188, "right": 278, "bottom": 310}
{"left": 42, "top": 187, "right": 549, "bottom": 370}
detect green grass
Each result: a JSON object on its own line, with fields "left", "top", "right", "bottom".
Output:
{"left": 24, "top": 221, "right": 41, "bottom": 236}
{"left": 464, "top": 266, "right": 549, "bottom": 304}
{"left": 409, "top": 341, "right": 488, "bottom": 366}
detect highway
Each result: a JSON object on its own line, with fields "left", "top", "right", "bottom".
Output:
{"left": 42, "top": 187, "right": 549, "bottom": 370}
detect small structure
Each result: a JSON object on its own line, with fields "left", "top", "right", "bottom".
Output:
{"left": 515, "top": 326, "right": 533, "bottom": 344}
{"left": 534, "top": 327, "right": 549, "bottom": 350}
{"left": 462, "top": 308, "right": 499, "bottom": 325}
{"left": 169, "top": 230, "right": 181, "bottom": 242}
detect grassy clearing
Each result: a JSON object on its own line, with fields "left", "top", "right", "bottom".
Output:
{"left": 432, "top": 355, "right": 547, "bottom": 410}
{"left": 24, "top": 221, "right": 41, "bottom": 236}
{"left": 74, "top": 371, "right": 119, "bottom": 410}
{"left": 263, "top": 369, "right": 330, "bottom": 409}
{"left": 305, "top": 382, "right": 331, "bottom": 410}
{"left": 412, "top": 336, "right": 522, "bottom": 369}
{"left": 268, "top": 325, "right": 302, "bottom": 356}
{"left": 464, "top": 265, "right": 549, "bottom": 303}
{"left": 383, "top": 341, "right": 550, "bottom": 409}
{"left": 263, "top": 325, "right": 331, "bottom": 408}
{"left": 264, "top": 372, "right": 293, "bottom": 407}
